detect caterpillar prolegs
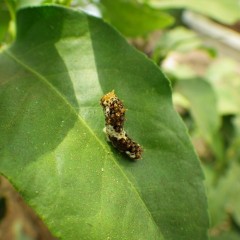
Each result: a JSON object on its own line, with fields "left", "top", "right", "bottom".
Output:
{"left": 100, "top": 90, "right": 143, "bottom": 160}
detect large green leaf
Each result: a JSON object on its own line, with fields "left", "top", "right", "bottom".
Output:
{"left": 0, "top": 5, "right": 208, "bottom": 240}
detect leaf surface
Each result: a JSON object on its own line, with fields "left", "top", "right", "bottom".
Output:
{"left": 0, "top": 5, "right": 208, "bottom": 240}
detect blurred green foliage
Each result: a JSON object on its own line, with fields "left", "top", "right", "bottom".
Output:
{"left": 1, "top": 0, "right": 240, "bottom": 239}
{"left": 100, "top": 0, "right": 174, "bottom": 36}
{"left": 148, "top": 0, "right": 240, "bottom": 25}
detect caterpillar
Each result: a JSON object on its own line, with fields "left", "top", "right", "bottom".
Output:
{"left": 100, "top": 90, "right": 143, "bottom": 160}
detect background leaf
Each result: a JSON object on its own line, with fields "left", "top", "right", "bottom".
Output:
{"left": 100, "top": 0, "right": 174, "bottom": 36}
{"left": 205, "top": 162, "right": 240, "bottom": 227}
{"left": 175, "top": 78, "right": 223, "bottom": 160}
{"left": 0, "top": 5, "right": 208, "bottom": 240}
{"left": 204, "top": 162, "right": 240, "bottom": 240}
{"left": 152, "top": 26, "right": 203, "bottom": 61}
{"left": 0, "top": 2, "right": 11, "bottom": 45}
{"left": 148, "top": 0, "right": 240, "bottom": 25}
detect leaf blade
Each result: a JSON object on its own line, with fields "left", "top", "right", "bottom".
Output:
{"left": 0, "top": 5, "right": 209, "bottom": 240}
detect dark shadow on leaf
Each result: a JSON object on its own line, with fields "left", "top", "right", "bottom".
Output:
{"left": 0, "top": 7, "right": 81, "bottom": 169}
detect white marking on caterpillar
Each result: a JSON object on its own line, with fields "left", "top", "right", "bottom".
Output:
{"left": 100, "top": 90, "right": 143, "bottom": 160}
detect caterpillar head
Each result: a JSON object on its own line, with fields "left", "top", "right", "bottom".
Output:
{"left": 100, "top": 90, "right": 117, "bottom": 107}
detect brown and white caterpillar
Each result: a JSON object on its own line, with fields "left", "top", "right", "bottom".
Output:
{"left": 100, "top": 90, "right": 143, "bottom": 160}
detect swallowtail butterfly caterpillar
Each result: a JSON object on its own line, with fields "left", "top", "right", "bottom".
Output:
{"left": 100, "top": 90, "right": 143, "bottom": 160}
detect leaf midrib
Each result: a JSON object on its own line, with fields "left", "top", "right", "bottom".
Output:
{"left": 4, "top": 49, "right": 163, "bottom": 236}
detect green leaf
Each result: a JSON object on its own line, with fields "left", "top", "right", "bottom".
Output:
{"left": 152, "top": 26, "right": 202, "bottom": 61}
{"left": 16, "top": 0, "right": 45, "bottom": 8}
{"left": 1, "top": 0, "right": 16, "bottom": 44}
{"left": 12, "top": 0, "right": 71, "bottom": 9}
{"left": 0, "top": 3, "right": 11, "bottom": 46}
{"left": 100, "top": 0, "right": 174, "bottom": 36}
{"left": 204, "top": 162, "right": 240, "bottom": 228}
{"left": 0, "top": 5, "right": 208, "bottom": 239}
{"left": 175, "top": 78, "right": 223, "bottom": 160}
{"left": 148, "top": 0, "right": 240, "bottom": 25}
